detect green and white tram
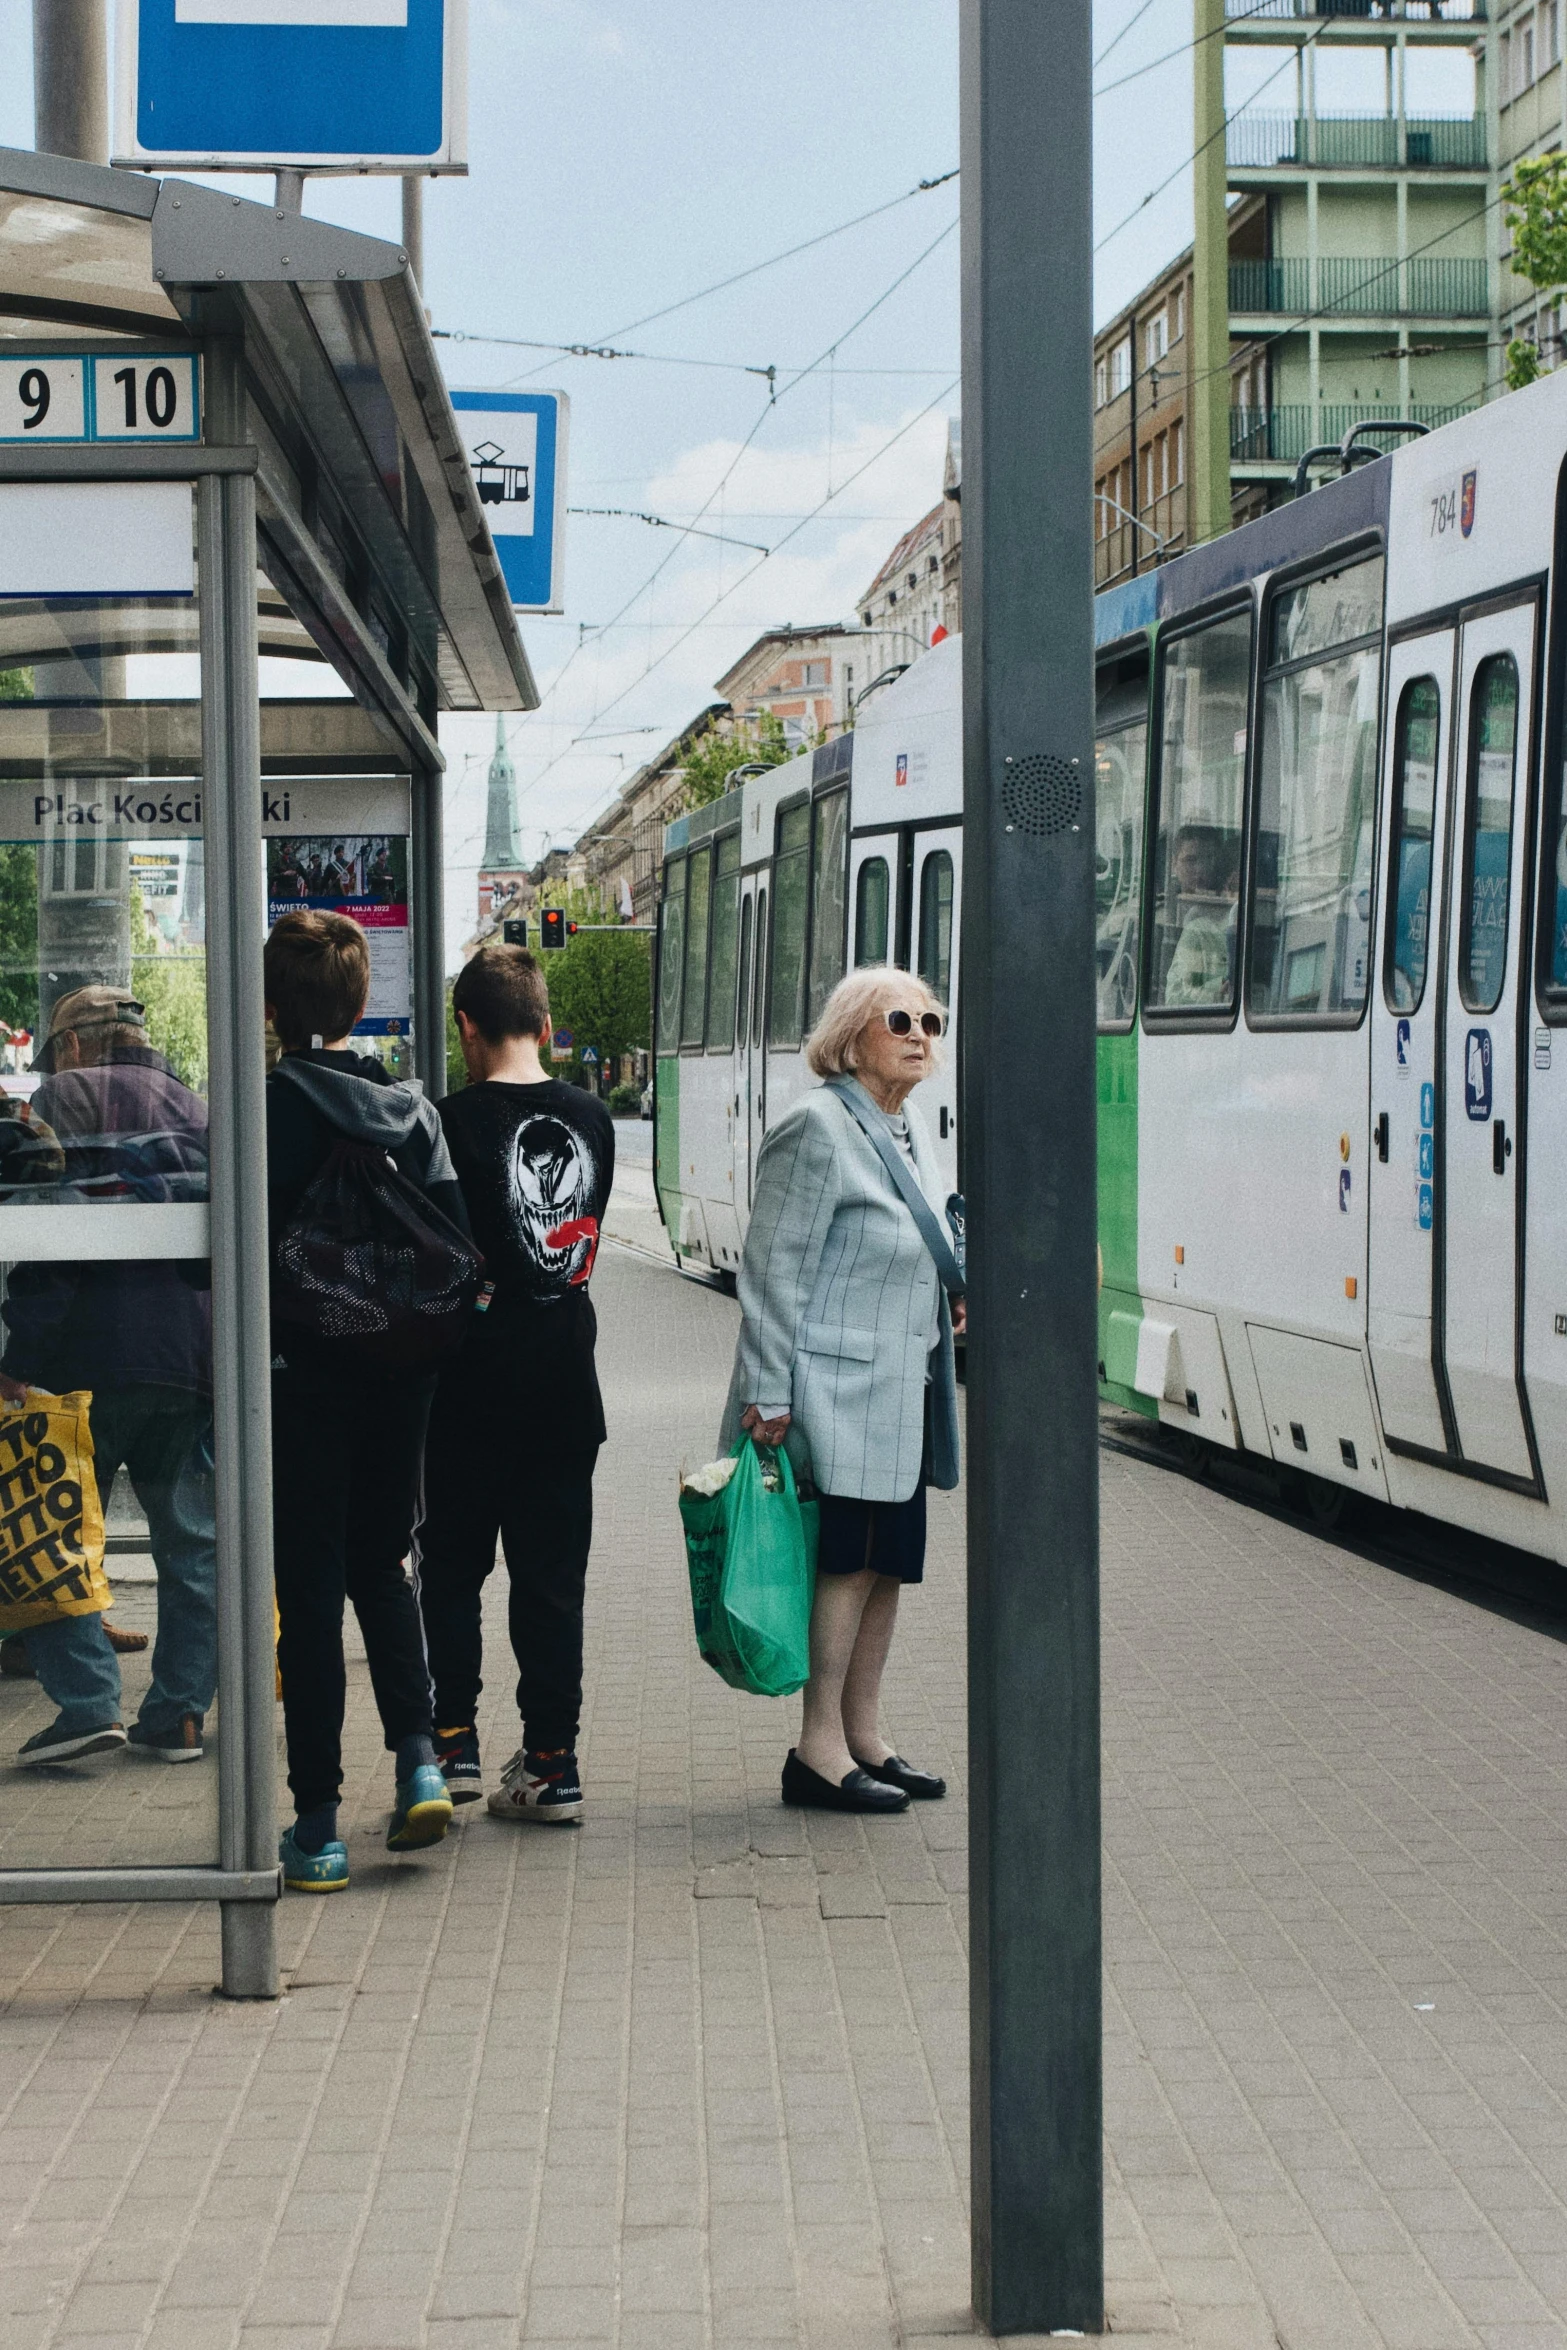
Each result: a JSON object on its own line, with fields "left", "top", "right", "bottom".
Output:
{"left": 655, "top": 369, "right": 1567, "bottom": 1569}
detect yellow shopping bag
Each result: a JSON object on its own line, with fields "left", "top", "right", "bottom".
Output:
{"left": 0, "top": 1389, "right": 108, "bottom": 1634}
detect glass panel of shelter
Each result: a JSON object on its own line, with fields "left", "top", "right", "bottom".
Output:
{"left": 0, "top": 534, "right": 220, "bottom": 1868}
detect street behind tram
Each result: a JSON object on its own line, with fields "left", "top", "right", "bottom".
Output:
{"left": 7, "top": 1238, "right": 1567, "bottom": 2350}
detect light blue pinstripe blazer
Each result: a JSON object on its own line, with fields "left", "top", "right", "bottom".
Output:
{"left": 719, "top": 1078, "right": 961, "bottom": 1503}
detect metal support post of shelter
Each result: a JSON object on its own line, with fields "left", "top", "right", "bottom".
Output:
{"left": 960, "top": 0, "right": 1103, "bottom": 2335}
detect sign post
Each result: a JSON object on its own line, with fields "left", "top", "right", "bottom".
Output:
{"left": 961, "top": 0, "right": 1103, "bottom": 2333}
{"left": 113, "top": 0, "right": 468, "bottom": 176}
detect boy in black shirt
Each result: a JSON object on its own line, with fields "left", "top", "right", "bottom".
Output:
{"left": 415, "top": 945, "right": 614, "bottom": 1822}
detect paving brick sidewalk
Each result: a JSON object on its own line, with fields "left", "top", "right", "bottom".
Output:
{"left": 5, "top": 1244, "right": 1567, "bottom": 2348}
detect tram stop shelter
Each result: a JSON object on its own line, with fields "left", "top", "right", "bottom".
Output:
{"left": 0, "top": 146, "right": 536, "bottom": 1995}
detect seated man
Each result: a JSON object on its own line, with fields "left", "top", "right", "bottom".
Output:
{"left": 7, "top": 987, "right": 215, "bottom": 1767}
{"left": 1163, "top": 824, "right": 1240, "bottom": 1008}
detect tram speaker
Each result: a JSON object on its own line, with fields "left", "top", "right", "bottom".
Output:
{"left": 1001, "top": 752, "right": 1082, "bottom": 837}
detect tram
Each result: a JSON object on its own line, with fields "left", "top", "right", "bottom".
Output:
{"left": 653, "top": 367, "right": 1567, "bottom": 1569}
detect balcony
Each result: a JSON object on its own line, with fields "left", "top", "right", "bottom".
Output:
{"left": 1230, "top": 399, "right": 1479, "bottom": 463}
{"left": 1227, "top": 112, "right": 1488, "bottom": 168}
{"left": 1226, "top": 0, "right": 1484, "bottom": 18}
{"left": 1228, "top": 255, "right": 1489, "bottom": 314}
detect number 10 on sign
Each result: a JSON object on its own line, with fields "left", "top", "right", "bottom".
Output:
{"left": 0, "top": 353, "right": 200, "bottom": 444}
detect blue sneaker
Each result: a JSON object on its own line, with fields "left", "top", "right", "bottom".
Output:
{"left": 280, "top": 1824, "right": 349, "bottom": 1893}
{"left": 387, "top": 1761, "right": 453, "bottom": 1851}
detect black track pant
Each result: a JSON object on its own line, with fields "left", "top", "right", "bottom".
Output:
{"left": 413, "top": 1373, "right": 599, "bottom": 1754}
{"left": 271, "top": 1362, "right": 436, "bottom": 1812}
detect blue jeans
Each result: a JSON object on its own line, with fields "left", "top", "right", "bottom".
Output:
{"left": 26, "top": 1386, "right": 217, "bottom": 1737}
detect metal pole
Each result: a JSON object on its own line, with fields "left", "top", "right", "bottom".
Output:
{"left": 960, "top": 0, "right": 1102, "bottom": 2335}
{"left": 32, "top": 0, "right": 108, "bottom": 163}
{"left": 401, "top": 176, "right": 425, "bottom": 293}
{"left": 411, "top": 761, "right": 447, "bottom": 1098}
{"left": 200, "top": 339, "right": 280, "bottom": 2000}
{"left": 1192, "top": 0, "right": 1231, "bottom": 545}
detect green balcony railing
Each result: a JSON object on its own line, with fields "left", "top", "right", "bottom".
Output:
{"left": 1226, "top": 112, "right": 1487, "bottom": 168}
{"left": 1229, "top": 254, "right": 1488, "bottom": 316}
{"left": 1230, "top": 401, "right": 1479, "bottom": 462}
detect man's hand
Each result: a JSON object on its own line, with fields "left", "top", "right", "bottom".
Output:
{"left": 740, "top": 1404, "right": 792, "bottom": 1448}
{"left": 0, "top": 1373, "right": 27, "bottom": 1406}
{"left": 951, "top": 1297, "right": 967, "bottom": 1338}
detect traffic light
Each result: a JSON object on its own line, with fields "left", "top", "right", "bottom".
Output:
{"left": 502, "top": 918, "right": 528, "bottom": 948}
{"left": 538, "top": 908, "right": 578, "bottom": 952}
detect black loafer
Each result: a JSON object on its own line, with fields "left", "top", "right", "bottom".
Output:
{"left": 781, "top": 1749, "right": 910, "bottom": 1812}
{"left": 853, "top": 1752, "right": 946, "bottom": 1800}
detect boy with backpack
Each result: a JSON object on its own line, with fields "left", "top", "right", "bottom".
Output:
{"left": 413, "top": 943, "right": 613, "bottom": 1824}
{"left": 265, "top": 910, "right": 478, "bottom": 1891}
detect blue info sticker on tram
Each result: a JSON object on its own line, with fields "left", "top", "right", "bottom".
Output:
{"left": 1464, "top": 1028, "right": 1493, "bottom": 1121}
{"left": 1420, "top": 1082, "right": 1435, "bottom": 1131}
{"left": 1418, "top": 1183, "right": 1434, "bottom": 1231}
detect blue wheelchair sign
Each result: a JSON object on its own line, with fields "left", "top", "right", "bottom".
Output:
{"left": 1464, "top": 1028, "right": 1493, "bottom": 1121}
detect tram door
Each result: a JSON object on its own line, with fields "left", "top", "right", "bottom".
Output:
{"left": 735, "top": 877, "right": 757, "bottom": 1210}
{"left": 1369, "top": 630, "right": 1455, "bottom": 1450}
{"left": 1436, "top": 600, "right": 1539, "bottom": 1483}
{"left": 742, "top": 879, "right": 768, "bottom": 1205}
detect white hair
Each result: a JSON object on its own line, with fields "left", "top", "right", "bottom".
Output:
{"left": 805, "top": 966, "right": 947, "bottom": 1078}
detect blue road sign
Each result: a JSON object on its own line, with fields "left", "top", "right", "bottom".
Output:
{"left": 450, "top": 392, "right": 569, "bottom": 614}
{"left": 114, "top": 0, "right": 468, "bottom": 172}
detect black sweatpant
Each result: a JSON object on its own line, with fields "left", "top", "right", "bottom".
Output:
{"left": 413, "top": 1371, "right": 599, "bottom": 1754}
{"left": 271, "top": 1361, "right": 436, "bottom": 1812}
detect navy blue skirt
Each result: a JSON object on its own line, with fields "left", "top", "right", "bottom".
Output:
{"left": 816, "top": 1483, "right": 928, "bottom": 1584}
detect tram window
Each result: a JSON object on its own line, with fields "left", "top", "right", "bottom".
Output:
{"left": 1146, "top": 609, "right": 1251, "bottom": 1012}
{"left": 736, "top": 893, "right": 754, "bottom": 1051}
{"left": 656, "top": 858, "right": 685, "bottom": 1054}
{"left": 752, "top": 886, "right": 768, "bottom": 1045}
{"left": 917, "top": 850, "right": 955, "bottom": 1003}
{"left": 680, "top": 845, "right": 712, "bottom": 1046}
{"left": 705, "top": 835, "right": 741, "bottom": 1052}
{"left": 856, "top": 857, "right": 890, "bottom": 964}
{"left": 1249, "top": 561, "right": 1381, "bottom": 1023}
{"left": 769, "top": 803, "right": 810, "bottom": 1047}
{"left": 1095, "top": 719, "right": 1146, "bottom": 1027}
{"left": 1383, "top": 676, "right": 1440, "bottom": 1014}
{"left": 806, "top": 789, "right": 850, "bottom": 1028}
{"left": 1458, "top": 653, "right": 1519, "bottom": 1015}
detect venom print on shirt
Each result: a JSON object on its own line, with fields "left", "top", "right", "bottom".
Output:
{"left": 509, "top": 1113, "right": 601, "bottom": 1289}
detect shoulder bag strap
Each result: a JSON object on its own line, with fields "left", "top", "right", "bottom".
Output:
{"left": 822, "top": 1078, "right": 965, "bottom": 1296}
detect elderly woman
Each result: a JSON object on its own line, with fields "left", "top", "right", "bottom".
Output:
{"left": 721, "top": 967, "right": 964, "bottom": 1813}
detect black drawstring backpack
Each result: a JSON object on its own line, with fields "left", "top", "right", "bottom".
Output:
{"left": 272, "top": 1138, "right": 484, "bottom": 1370}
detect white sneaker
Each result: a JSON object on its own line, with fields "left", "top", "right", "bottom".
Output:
{"left": 486, "top": 1746, "right": 583, "bottom": 1825}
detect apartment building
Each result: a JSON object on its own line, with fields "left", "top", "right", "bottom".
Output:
{"left": 1496, "top": 0, "right": 1567, "bottom": 363}
{"left": 713, "top": 623, "right": 860, "bottom": 746}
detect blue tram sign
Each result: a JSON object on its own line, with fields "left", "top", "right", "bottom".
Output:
{"left": 113, "top": 0, "right": 468, "bottom": 174}
{"left": 450, "top": 392, "right": 569, "bottom": 614}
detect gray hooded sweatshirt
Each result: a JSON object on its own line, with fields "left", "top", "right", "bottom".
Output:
{"left": 266, "top": 1047, "right": 471, "bottom": 1276}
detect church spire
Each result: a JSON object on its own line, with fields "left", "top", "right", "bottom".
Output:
{"left": 482, "top": 714, "right": 522, "bottom": 870}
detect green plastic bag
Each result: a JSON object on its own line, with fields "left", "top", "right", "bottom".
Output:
{"left": 681, "top": 1439, "right": 817, "bottom": 1697}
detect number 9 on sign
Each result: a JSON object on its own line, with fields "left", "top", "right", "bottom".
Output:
{"left": 0, "top": 357, "right": 86, "bottom": 442}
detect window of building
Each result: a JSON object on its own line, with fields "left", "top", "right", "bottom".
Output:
{"left": 1146, "top": 310, "right": 1169, "bottom": 367}
{"left": 657, "top": 858, "right": 686, "bottom": 1053}
{"left": 1383, "top": 675, "right": 1440, "bottom": 1014}
{"left": 1547, "top": 0, "right": 1561, "bottom": 67}
{"left": 917, "top": 851, "right": 955, "bottom": 1004}
{"left": 862, "top": 609, "right": 873, "bottom": 627}
{"left": 1172, "top": 287, "right": 1186, "bottom": 342}
{"left": 806, "top": 791, "right": 850, "bottom": 1028}
{"left": 1502, "top": 28, "right": 1514, "bottom": 96}
{"left": 705, "top": 833, "right": 741, "bottom": 1051}
{"left": 928, "top": 553, "right": 939, "bottom": 573}
{"left": 1459, "top": 654, "right": 1520, "bottom": 1014}
{"left": 680, "top": 844, "right": 712, "bottom": 1045}
{"left": 1248, "top": 555, "right": 1384, "bottom": 1024}
{"left": 1095, "top": 354, "right": 1109, "bottom": 408}
{"left": 768, "top": 803, "right": 810, "bottom": 1047}
{"left": 1524, "top": 20, "right": 1536, "bottom": 82}
{"left": 906, "top": 571, "right": 918, "bottom": 590}
{"left": 1109, "top": 337, "right": 1132, "bottom": 398}
{"left": 1146, "top": 608, "right": 1252, "bottom": 1014}
{"left": 804, "top": 659, "right": 828, "bottom": 689}
{"left": 855, "top": 857, "right": 890, "bottom": 964}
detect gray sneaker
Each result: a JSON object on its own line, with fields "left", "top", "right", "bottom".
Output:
{"left": 127, "top": 1714, "right": 204, "bottom": 1764}
{"left": 19, "top": 1717, "right": 126, "bottom": 1766}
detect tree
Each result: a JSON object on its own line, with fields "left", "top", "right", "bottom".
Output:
{"left": 543, "top": 927, "right": 652, "bottom": 1084}
{"left": 131, "top": 886, "right": 207, "bottom": 1092}
{"left": 1502, "top": 152, "right": 1567, "bottom": 389}
{"left": 680, "top": 710, "right": 798, "bottom": 809}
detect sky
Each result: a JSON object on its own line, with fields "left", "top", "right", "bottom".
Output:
{"left": 0, "top": 0, "right": 1476, "bottom": 959}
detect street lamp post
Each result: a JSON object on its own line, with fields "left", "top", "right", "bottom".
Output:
{"left": 961, "top": 0, "right": 1103, "bottom": 2335}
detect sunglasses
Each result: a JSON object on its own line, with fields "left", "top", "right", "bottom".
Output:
{"left": 885, "top": 1007, "right": 945, "bottom": 1040}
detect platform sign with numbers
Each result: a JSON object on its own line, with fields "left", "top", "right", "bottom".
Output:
{"left": 0, "top": 352, "right": 199, "bottom": 445}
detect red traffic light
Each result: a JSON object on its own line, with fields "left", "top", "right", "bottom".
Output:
{"left": 540, "top": 907, "right": 572, "bottom": 951}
